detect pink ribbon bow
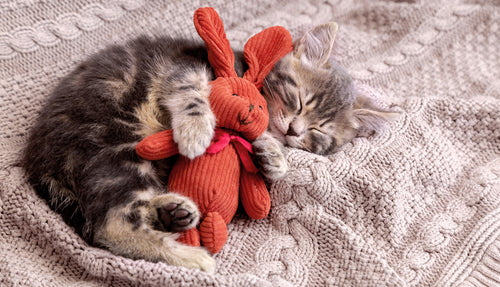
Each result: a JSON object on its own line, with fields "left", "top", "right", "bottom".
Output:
{"left": 206, "top": 128, "right": 259, "bottom": 173}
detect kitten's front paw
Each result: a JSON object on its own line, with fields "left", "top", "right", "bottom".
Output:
{"left": 174, "top": 112, "right": 216, "bottom": 159}
{"left": 150, "top": 193, "right": 200, "bottom": 232}
{"left": 253, "top": 138, "right": 288, "bottom": 180}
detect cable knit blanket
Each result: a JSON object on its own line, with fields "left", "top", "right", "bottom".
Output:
{"left": 1, "top": 1, "right": 500, "bottom": 286}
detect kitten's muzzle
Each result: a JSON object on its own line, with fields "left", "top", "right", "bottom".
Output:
{"left": 286, "top": 117, "right": 306, "bottom": 137}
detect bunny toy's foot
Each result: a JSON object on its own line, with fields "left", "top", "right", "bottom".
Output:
{"left": 199, "top": 212, "right": 228, "bottom": 254}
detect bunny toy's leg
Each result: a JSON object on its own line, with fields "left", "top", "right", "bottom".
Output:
{"left": 239, "top": 170, "right": 271, "bottom": 220}
{"left": 199, "top": 212, "right": 228, "bottom": 254}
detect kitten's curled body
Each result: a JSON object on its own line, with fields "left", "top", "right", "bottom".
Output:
{"left": 23, "top": 36, "right": 223, "bottom": 271}
{"left": 23, "top": 23, "right": 397, "bottom": 272}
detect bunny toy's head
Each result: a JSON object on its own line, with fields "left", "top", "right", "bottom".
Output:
{"left": 207, "top": 77, "right": 269, "bottom": 141}
{"left": 194, "top": 7, "right": 293, "bottom": 141}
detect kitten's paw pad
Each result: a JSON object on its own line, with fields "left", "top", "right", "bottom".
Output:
{"left": 253, "top": 142, "right": 288, "bottom": 180}
{"left": 174, "top": 113, "right": 216, "bottom": 159}
{"left": 151, "top": 194, "right": 200, "bottom": 231}
{"left": 158, "top": 203, "right": 197, "bottom": 231}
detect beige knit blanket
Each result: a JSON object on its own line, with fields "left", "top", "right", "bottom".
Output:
{"left": 1, "top": 0, "right": 500, "bottom": 286}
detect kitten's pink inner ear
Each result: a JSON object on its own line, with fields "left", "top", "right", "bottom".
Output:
{"left": 294, "top": 22, "right": 338, "bottom": 66}
{"left": 352, "top": 95, "right": 400, "bottom": 132}
{"left": 243, "top": 26, "right": 293, "bottom": 90}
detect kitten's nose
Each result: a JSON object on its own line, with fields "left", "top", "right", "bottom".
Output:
{"left": 286, "top": 118, "right": 306, "bottom": 137}
{"left": 286, "top": 125, "right": 299, "bottom": 137}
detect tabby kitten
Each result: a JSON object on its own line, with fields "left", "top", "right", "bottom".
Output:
{"left": 22, "top": 23, "right": 395, "bottom": 273}
{"left": 23, "top": 36, "right": 219, "bottom": 272}
{"left": 253, "top": 23, "right": 398, "bottom": 180}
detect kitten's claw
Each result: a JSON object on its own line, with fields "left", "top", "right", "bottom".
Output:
{"left": 253, "top": 134, "right": 288, "bottom": 180}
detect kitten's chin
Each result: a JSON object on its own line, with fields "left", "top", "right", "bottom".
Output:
{"left": 268, "top": 130, "right": 303, "bottom": 151}
{"left": 267, "top": 124, "right": 287, "bottom": 144}
{"left": 284, "top": 135, "right": 302, "bottom": 149}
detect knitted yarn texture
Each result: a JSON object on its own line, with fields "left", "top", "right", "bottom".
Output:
{"left": 1, "top": 0, "right": 500, "bottom": 286}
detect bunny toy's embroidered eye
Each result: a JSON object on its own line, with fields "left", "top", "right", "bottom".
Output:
{"left": 259, "top": 106, "right": 263, "bottom": 110}
{"left": 232, "top": 94, "right": 239, "bottom": 97}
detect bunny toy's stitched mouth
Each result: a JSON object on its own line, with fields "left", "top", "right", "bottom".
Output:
{"left": 238, "top": 112, "right": 253, "bottom": 125}
{"left": 238, "top": 104, "right": 255, "bottom": 125}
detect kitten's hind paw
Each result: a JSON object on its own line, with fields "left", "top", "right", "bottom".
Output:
{"left": 96, "top": 192, "right": 213, "bottom": 272}
{"left": 168, "top": 242, "right": 216, "bottom": 273}
{"left": 150, "top": 193, "right": 200, "bottom": 232}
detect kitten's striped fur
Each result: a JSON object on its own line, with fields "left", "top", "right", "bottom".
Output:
{"left": 22, "top": 24, "right": 396, "bottom": 272}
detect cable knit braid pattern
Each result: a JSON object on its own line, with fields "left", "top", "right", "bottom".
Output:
{"left": 1, "top": 1, "right": 499, "bottom": 286}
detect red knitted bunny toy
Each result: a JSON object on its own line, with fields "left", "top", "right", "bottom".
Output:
{"left": 135, "top": 7, "right": 293, "bottom": 254}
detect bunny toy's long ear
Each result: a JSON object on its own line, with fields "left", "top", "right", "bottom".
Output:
{"left": 194, "top": 7, "right": 237, "bottom": 78}
{"left": 243, "top": 26, "right": 293, "bottom": 90}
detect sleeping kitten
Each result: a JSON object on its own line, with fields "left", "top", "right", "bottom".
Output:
{"left": 22, "top": 23, "right": 395, "bottom": 273}
{"left": 252, "top": 23, "right": 398, "bottom": 180}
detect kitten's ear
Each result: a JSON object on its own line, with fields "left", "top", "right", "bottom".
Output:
{"left": 351, "top": 95, "right": 399, "bottom": 135}
{"left": 294, "top": 22, "right": 338, "bottom": 66}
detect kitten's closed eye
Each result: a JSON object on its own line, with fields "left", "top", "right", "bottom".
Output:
{"left": 309, "top": 127, "right": 324, "bottom": 134}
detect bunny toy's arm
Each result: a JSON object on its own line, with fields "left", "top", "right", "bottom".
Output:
{"left": 136, "top": 130, "right": 179, "bottom": 160}
{"left": 239, "top": 170, "right": 271, "bottom": 219}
